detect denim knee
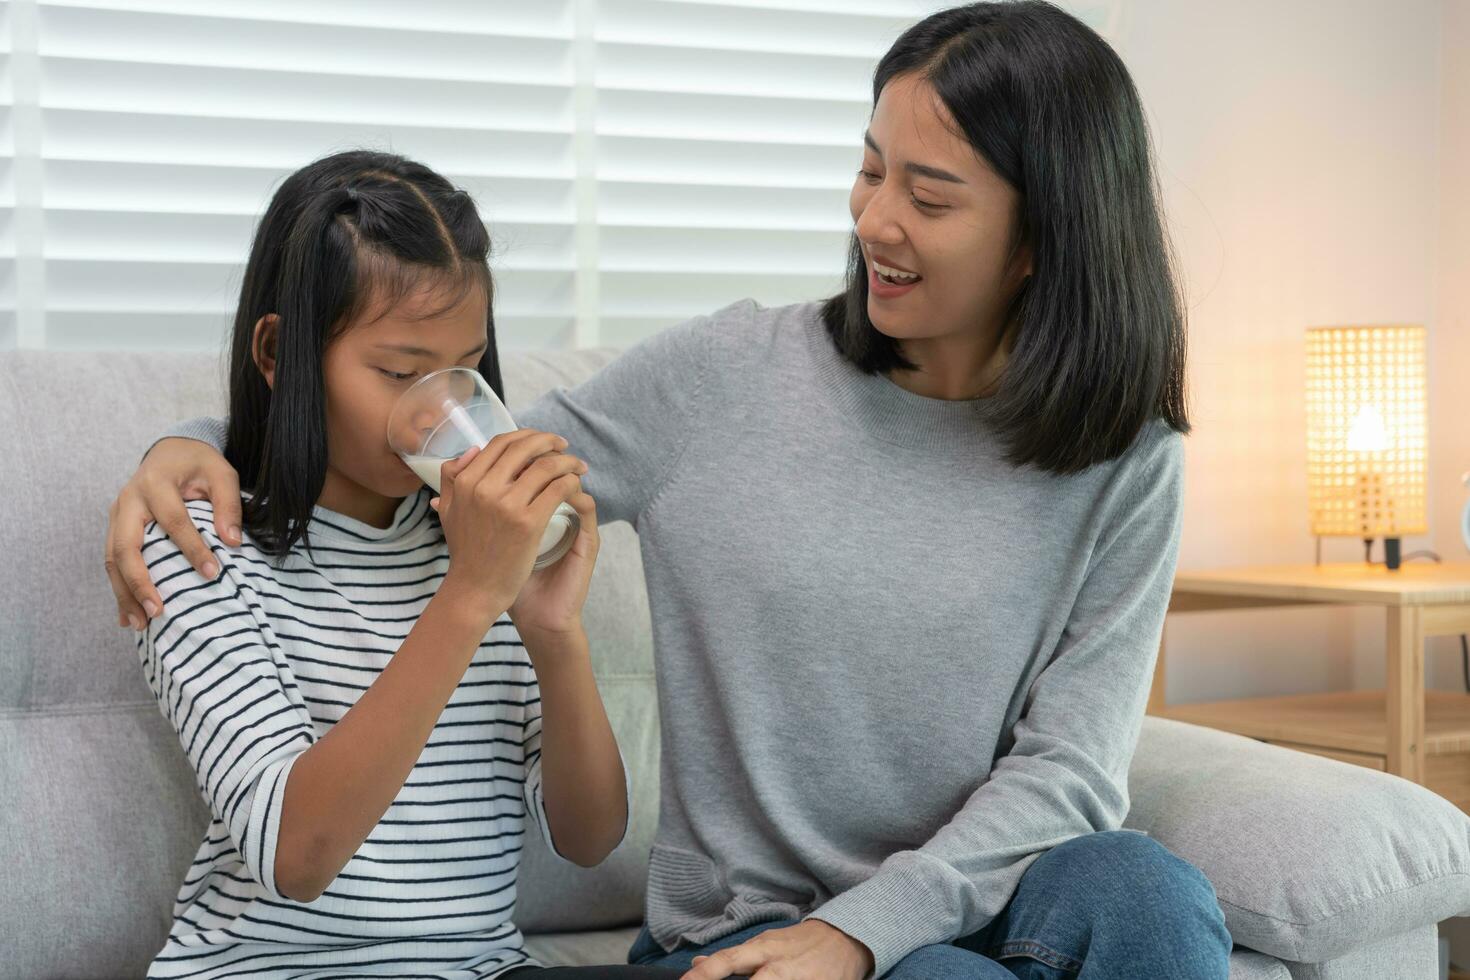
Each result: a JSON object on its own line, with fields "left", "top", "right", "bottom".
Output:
{"left": 886, "top": 941, "right": 1016, "bottom": 980}
{"left": 1045, "top": 830, "right": 1230, "bottom": 964}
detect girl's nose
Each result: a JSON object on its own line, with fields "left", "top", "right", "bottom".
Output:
{"left": 411, "top": 408, "right": 438, "bottom": 439}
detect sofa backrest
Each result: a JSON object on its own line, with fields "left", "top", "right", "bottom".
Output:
{"left": 0, "top": 349, "right": 659, "bottom": 980}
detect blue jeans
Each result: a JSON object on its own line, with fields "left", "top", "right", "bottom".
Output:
{"left": 627, "top": 830, "right": 1230, "bottom": 979}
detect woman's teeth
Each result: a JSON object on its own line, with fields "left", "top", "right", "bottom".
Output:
{"left": 872, "top": 261, "right": 921, "bottom": 285}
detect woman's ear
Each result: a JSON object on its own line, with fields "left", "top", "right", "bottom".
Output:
{"left": 1015, "top": 242, "right": 1034, "bottom": 281}
{"left": 252, "top": 314, "right": 280, "bottom": 389}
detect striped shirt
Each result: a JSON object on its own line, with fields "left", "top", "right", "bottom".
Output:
{"left": 136, "top": 488, "right": 576, "bottom": 980}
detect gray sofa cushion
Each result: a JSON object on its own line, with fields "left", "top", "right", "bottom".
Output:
{"left": 523, "top": 927, "right": 645, "bottom": 968}
{"left": 1125, "top": 716, "right": 1470, "bottom": 963}
{"left": 520, "top": 933, "right": 1305, "bottom": 978}
{"left": 0, "top": 703, "right": 208, "bottom": 980}
{"left": 1278, "top": 924, "right": 1440, "bottom": 980}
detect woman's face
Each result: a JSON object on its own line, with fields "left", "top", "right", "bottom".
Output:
{"left": 320, "top": 284, "right": 490, "bottom": 505}
{"left": 849, "top": 73, "right": 1030, "bottom": 346}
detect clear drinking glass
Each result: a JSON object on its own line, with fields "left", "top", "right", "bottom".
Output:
{"left": 387, "top": 367, "right": 579, "bottom": 570}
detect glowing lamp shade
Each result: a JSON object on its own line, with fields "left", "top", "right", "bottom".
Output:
{"left": 1305, "top": 325, "right": 1428, "bottom": 542}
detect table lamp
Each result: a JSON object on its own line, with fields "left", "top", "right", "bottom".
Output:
{"left": 1305, "top": 325, "right": 1428, "bottom": 570}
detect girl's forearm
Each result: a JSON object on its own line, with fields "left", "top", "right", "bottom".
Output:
{"left": 521, "top": 626, "right": 629, "bottom": 867}
{"left": 274, "top": 579, "right": 500, "bottom": 901}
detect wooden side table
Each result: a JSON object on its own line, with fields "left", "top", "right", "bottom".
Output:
{"left": 1148, "top": 561, "right": 1470, "bottom": 812}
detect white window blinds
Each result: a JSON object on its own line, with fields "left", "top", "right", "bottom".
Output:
{"left": 0, "top": 0, "right": 1024, "bottom": 352}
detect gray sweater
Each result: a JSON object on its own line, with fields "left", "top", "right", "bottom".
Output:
{"left": 165, "top": 299, "right": 1184, "bottom": 977}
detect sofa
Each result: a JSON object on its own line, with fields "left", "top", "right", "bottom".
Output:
{"left": 3, "top": 348, "right": 1468, "bottom": 980}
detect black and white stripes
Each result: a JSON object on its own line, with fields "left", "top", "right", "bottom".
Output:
{"left": 137, "top": 489, "right": 562, "bottom": 980}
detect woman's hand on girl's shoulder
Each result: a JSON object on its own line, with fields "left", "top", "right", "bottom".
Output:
{"left": 432, "top": 429, "right": 589, "bottom": 625}
{"left": 106, "top": 436, "right": 243, "bottom": 631}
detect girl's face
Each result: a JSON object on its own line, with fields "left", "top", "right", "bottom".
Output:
{"left": 319, "top": 284, "right": 489, "bottom": 515}
{"left": 849, "top": 73, "right": 1030, "bottom": 347}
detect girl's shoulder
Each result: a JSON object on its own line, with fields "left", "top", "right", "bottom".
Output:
{"left": 141, "top": 498, "right": 234, "bottom": 561}
{"left": 140, "top": 498, "right": 270, "bottom": 596}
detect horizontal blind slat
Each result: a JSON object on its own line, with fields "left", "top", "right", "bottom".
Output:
{"left": 41, "top": 6, "right": 574, "bottom": 83}
{"left": 38, "top": 0, "right": 575, "bottom": 36}
{"left": 598, "top": 89, "right": 869, "bottom": 144}
{"left": 43, "top": 110, "right": 576, "bottom": 175}
{"left": 598, "top": 42, "right": 874, "bottom": 102}
{"left": 601, "top": 227, "right": 849, "bottom": 274}
{"left": 600, "top": 180, "right": 850, "bottom": 230}
{"left": 601, "top": 270, "right": 843, "bottom": 319}
{"left": 598, "top": 134, "right": 858, "bottom": 188}
{"left": 41, "top": 57, "right": 575, "bottom": 130}
{"left": 600, "top": 0, "right": 933, "bottom": 54}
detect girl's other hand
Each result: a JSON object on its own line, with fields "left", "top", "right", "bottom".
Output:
{"left": 507, "top": 485, "right": 599, "bottom": 640}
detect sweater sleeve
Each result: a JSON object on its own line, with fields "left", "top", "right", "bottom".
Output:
{"left": 515, "top": 314, "right": 714, "bottom": 527}
{"left": 135, "top": 502, "right": 316, "bottom": 900}
{"left": 807, "top": 429, "right": 1186, "bottom": 978}
{"left": 152, "top": 415, "right": 229, "bottom": 455}
{"left": 152, "top": 313, "right": 715, "bottom": 528}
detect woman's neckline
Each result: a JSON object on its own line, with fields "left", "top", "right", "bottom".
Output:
{"left": 801, "top": 304, "right": 1003, "bottom": 453}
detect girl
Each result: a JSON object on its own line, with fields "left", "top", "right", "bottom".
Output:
{"left": 113, "top": 4, "right": 1233, "bottom": 977}
{"left": 134, "top": 150, "right": 679, "bottom": 980}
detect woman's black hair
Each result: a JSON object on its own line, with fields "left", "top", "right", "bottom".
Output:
{"left": 224, "top": 149, "right": 502, "bottom": 558}
{"left": 822, "top": 0, "right": 1189, "bottom": 474}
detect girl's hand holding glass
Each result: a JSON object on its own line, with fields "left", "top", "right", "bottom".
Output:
{"left": 432, "top": 430, "right": 589, "bottom": 624}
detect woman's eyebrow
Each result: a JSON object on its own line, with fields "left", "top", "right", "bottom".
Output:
{"left": 863, "top": 131, "right": 967, "bottom": 185}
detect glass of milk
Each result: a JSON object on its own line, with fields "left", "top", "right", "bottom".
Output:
{"left": 387, "top": 367, "right": 580, "bottom": 570}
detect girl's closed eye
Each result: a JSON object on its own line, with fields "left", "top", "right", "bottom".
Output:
{"left": 378, "top": 368, "right": 416, "bottom": 382}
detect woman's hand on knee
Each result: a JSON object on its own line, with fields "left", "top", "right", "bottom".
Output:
{"left": 105, "top": 437, "right": 242, "bottom": 630}
{"left": 680, "top": 920, "right": 873, "bottom": 980}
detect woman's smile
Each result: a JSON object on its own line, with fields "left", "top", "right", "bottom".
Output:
{"left": 867, "top": 261, "right": 923, "bottom": 300}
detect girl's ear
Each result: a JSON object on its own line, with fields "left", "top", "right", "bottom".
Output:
{"left": 252, "top": 314, "right": 280, "bottom": 389}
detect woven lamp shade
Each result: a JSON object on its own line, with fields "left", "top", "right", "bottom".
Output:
{"left": 1305, "top": 325, "right": 1428, "bottom": 538}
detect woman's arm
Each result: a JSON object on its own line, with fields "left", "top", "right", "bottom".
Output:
{"left": 106, "top": 313, "right": 716, "bottom": 630}
{"left": 680, "top": 427, "right": 1185, "bottom": 980}
{"left": 798, "top": 427, "right": 1187, "bottom": 977}
{"left": 513, "top": 312, "right": 714, "bottom": 528}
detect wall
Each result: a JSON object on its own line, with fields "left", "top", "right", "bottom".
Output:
{"left": 1103, "top": 0, "right": 1453, "bottom": 701}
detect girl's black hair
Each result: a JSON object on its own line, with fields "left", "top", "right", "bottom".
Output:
{"left": 822, "top": 0, "right": 1189, "bottom": 474}
{"left": 224, "top": 149, "right": 502, "bottom": 558}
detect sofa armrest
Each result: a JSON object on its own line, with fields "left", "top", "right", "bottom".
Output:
{"left": 1124, "top": 716, "right": 1470, "bottom": 963}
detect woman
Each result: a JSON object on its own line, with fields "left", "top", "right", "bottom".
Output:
{"left": 106, "top": 4, "right": 1229, "bottom": 978}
